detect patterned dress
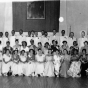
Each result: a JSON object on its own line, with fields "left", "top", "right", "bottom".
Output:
{"left": 67, "top": 55, "right": 81, "bottom": 77}
{"left": 53, "top": 55, "right": 62, "bottom": 76}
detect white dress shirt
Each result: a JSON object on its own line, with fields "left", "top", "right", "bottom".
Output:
{"left": 68, "top": 37, "right": 76, "bottom": 48}
{"left": 78, "top": 36, "right": 88, "bottom": 50}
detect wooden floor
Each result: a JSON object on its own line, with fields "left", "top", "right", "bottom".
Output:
{"left": 1, "top": 77, "right": 88, "bottom": 88}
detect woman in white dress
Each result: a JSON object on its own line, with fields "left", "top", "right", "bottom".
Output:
{"left": 2, "top": 49, "right": 12, "bottom": 76}
{"left": 19, "top": 50, "right": 27, "bottom": 76}
{"left": 26, "top": 49, "right": 35, "bottom": 76}
{"left": 11, "top": 50, "right": 20, "bottom": 76}
{"left": 13, "top": 39, "right": 21, "bottom": 52}
{"left": 43, "top": 42, "right": 49, "bottom": 55}
{"left": 67, "top": 49, "right": 81, "bottom": 78}
{"left": 44, "top": 49, "right": 54, "bottom": 77}
{"left": 35, "top": 48, "right": 45, "bottom": 77}
{"left": 20, "top": 41, "right": 29, "bottom": 52}
{"left": 53, "top": 49, "right": 62, "bottom": 77}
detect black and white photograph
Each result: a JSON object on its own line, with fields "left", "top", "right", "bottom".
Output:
{"left": 0, "top": 0, "right": 88, "bottom": 88}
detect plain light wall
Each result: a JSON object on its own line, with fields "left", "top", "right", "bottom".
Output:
{"left": 60, "top": 0, "right": 88, "bottom": 38}
{"left": 0, "top": 2, "right": 12, "bottom": 36}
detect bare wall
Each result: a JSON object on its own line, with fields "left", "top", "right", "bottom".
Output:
{"left": 60, "top": 0, "right": 88, "bottom": 38}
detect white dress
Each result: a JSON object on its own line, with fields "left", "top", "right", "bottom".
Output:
{"left": 53, "top": 55, "right": 62, "bottom": 75}
{"left": 2, "top": 54, "right": 12, "bottom": 74}
{"left": 11, "top": 58, "right": 20, "bottom": 75}
{"left": 35, "top": 54, "right": 45, "bottom": 76}
{"left": 44, "top": 55, "right": 54, "bottom": 77}
{"left": 26, "top": 55, "right": 35, "bottom": 76}
{"left": 43, "top": 48, "right": 48, "bottom": 55}
{"left": 20, "top": 46, "right": 29, "bottom": 52}
{"left": 67, "top": 61, "right": 81, "bottom": 78}
{"left": 19, "top": 55, "right": 27, "bottom": 75}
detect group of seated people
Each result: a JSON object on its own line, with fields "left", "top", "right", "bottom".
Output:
{"left": 0, "top": 29, "right": 88, "bottom": 78}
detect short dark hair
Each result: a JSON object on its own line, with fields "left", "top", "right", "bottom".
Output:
{"left": 63, "top": 41, "right": 67, "bottom": 44}
{"left": 84, "top": 41, "right": 88, "bottom": 44}
{"left": 15, "top": 39, "right": 19, "bottom": 42}
{"left": 29, "top": 49, "right": 35, "bottom": 55}
{"left": 6, "top": 41, "right": 10, "bottom": 44}
{"left": 22, "top": 41, "right": 27, "bottom": 46}
{"left": 82, "top": 49, "right": 86, "bottom": 53}
{"left": 20, "top": 50, "right": 25, "bottom": 54}
{"left": 63, "top": 49, "right": 68, "bottom": 54}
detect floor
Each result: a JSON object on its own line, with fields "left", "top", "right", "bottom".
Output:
{"left": 0, "top": 77, "right": 88, "bottom": 88}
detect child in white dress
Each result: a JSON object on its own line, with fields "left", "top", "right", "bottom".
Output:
{"left": 2, "top": 49, "right": 12, "bottom": 76}
{"left": 44, "top": 49, "right": 54, "bottom": 77}
{"left": 35, "top": 49, "right": 45, "bottom": 77}
{"left": 53, "top": 49, "right": 62, "bottom": 77}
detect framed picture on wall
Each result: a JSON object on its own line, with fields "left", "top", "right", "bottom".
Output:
{"left": 27, "top": 1, "right": 45, "bottom": 19}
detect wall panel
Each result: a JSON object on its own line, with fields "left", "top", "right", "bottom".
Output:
{"left": 13, "top": 1, "right": 60, "bottom": 32}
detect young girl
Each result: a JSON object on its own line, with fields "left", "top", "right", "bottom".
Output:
{"left": 60, "top": 49, "right": 70, "bottom": 78}
{"left": 67, "top": 49, "right": 81, "bottom": 78}
{"left": 26, "top": 49, "right": 35, "bottom": 76}
{"left": 44, "top": 49, "right": 54, "bottom": 77}
{"left": 35, "top": 49, "right": 45, "bottom": 77}
{"left": 53, "top": 49, "right": 62, "bottom": 77}
{"left": 11, "top": 50, "right": 20, "bottom": 76}
{"left": 19, "top": 50, "right": 27, "bottom": 76}
{"left": 2, "top": 49, "right": 12, "bottom": 76}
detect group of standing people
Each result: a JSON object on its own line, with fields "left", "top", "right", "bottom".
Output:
{"left": 0, "top": 29, "right": 88, "bottom": 78}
